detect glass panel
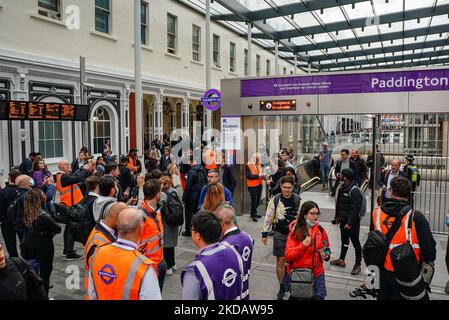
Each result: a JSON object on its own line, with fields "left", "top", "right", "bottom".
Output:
{"left": 45, "top": 122, "right": 54, "bottom": 139}
{"left": 141, "top": 3, "right": 147, "bottom": 24}
{"left": 54, "top": 122, "right": 62, "bottom": 138}
{"left": 39, "top": 0, "right": 58, "bottom": 11}
{"left": 54, "top": 140, "right": 63, "bottom": 157}
{"left": 95, "top": 0, "right": 109, "bottom": 10}
{"left": 104, "top": 121, "right": 110, "bottom": 136}
{"left": 167, "top": 15, "right": 176, "bottom": 34}
{"left": 95, "top": 9, "right": 109, "bottom": 33}
{"left": 39, "top": 141, "right": 45, "bottom": 156}
{"left": 45, "top": 141, "right": 55, "bottom": 159}
{"left": 38, "top": 122, "right": 44, "bottom": 139}
{"left": 141, "top": 26, "right": 146, "bottom": 45}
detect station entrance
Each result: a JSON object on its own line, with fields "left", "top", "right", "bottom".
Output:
{"left": 221, "top": 67, "right": 449, "bottom": 234}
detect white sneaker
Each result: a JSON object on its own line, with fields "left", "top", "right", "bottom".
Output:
{"left": 166, "top": 268, "right": 173, "bottom": 275}
{"left": 172, "top": 265, "right": 177, "bottom": 271}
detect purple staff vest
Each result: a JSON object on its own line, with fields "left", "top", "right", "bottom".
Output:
{"left": 181, "top": 242, "right": 243, "bottom": 300}
{"left": 221, "top": 229, "right": 254, "bottom": 300}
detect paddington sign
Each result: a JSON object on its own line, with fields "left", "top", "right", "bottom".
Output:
{"left": 241, "top": 69, "right": 449, "bottom": 97}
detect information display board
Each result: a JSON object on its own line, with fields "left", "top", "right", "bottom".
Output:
{"left": 0, "top": 101, "right": 89, "bottom": 121}
{"left": 221, "top": 116, "right": 241, "bottom": 150}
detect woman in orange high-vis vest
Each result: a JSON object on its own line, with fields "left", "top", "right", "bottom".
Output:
{"left": 203, "top": 148, "right": 218, "bottom": 171}
{"left": 245, "top": 153, "right": 264, "bottom": 222}
{"left": 139, "top": 179, "right": 166, "bottom": 291}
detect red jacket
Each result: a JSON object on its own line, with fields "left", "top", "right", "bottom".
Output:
{"left": 285, "top": 220, "right": 330, "bottom": 278}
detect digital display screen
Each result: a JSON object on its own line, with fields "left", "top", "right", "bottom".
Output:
{"left": 260, "top": 99, "right": 296, "bottom": 111}
{"left": 0, "top": 101, "right": 89, "bottom": 121}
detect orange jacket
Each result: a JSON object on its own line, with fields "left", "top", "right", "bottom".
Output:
{"left": 127, "top": 156, "right": 139, "bottom": 173}
{"left": 204, "top": 149, "right": 218, "bottom": 170}
{"left": 90, "top": 243, "right": 155, "bottom": 300}
{"left": 83, "top": 225, "right": 116, "bottom": 300}
{"left": 139, "top": 201, "right": 164, "bottom": 265}
{"left": 373, "top": 207, "right": 421, "bottom": 272}
{"left": 246, "top": 162, "right": 262, "bottom": 187}
{"left": 56, "top": 173, "right": 83, "bottom": 206}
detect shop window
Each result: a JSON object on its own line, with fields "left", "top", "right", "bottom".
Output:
{"left": 93, "top": 106, "right": 112, "bottom": 154}
{"left": 38, "top": 121, "right": 63, "bottom": 158}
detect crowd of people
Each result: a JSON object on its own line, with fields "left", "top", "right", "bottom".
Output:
{"left": 0, "top": 137, "right": 447, "bottom": 301}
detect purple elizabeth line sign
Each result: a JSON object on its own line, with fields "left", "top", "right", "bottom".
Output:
{"left": 241, "top": 68, "right": 449, "bottom": 97}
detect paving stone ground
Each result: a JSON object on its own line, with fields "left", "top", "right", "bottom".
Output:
{"left": 1, "top": 189, "right": 448, "bottom": 300}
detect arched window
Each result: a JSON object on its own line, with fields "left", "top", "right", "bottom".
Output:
{"left": 93, "top": 106, "right": 111, "bottom": 154}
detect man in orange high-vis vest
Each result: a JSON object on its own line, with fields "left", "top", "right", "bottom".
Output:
{"left": 139, "top": 179, "right": 166, "bottom": 291}
{"left": 84, "top": 202, "right": 127, "bottom": 300}
{"left": 56, "top": 159, "right": 90, "bottom": 260}
{"left": 203, "top": 147, "right": 218, "bottom": 171}
{"left": 88, "top": 207, "right": 161, "bottom": 300}
{"left": 245, "top": 153, "right": 265, "bottom": 222}
{"left": 127, "top": 148, "right": 141, "bottom": 175}
{"left": 370, "top": 176, "right": 436, "bottom": 300}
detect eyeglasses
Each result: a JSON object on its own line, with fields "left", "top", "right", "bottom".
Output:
{"left": 308, "top": 211, "right": 321, "bottom": 217}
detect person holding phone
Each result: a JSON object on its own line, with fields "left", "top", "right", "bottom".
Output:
{"left": 285, "top": 201, "right": 330, "bottom": 300}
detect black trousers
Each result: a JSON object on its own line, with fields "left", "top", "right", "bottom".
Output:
{"left": 28, "top": 236, "right": 55, "bottom": 295}
{"left": 184, "top": 207, "right": 195, "bottom": 233}
{"left": 338, "top": 221, "right": 362, "bottom": 264}
{"left": 164, "top": 247, "right": 175, "bottom": 270}
{"left": 63, "top": 225, "right": 75, "bottom": 255}
{"left": 248, "top": 186, "right": 262, "bottom": 218}
{"left": 0, "top": 223, "right": 23, "bottom": 258}
{"left": 446, "top": 235, "right": 449, "bottom": 274}
{"left": 157, "top": 259, "right": 167, "bottom": 291}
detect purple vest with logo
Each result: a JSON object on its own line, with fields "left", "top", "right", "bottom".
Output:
{"left": 222, "top": 229, "right": 254, "bottom": 300}
{"left": 181, "top": 242, "right": 243, "bottom": 300}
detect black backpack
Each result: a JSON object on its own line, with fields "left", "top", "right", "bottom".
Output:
{"left": 66, "top": 197, "right": 97, "bottom": 245}
{"left": 11, "top": 257, "right": 48, "bottom": 300}
{"left": 161, "top": 191, "right": 184, "bottom": 227}
{"left": 362, "top": 206, "right": 410, "bottom": 268}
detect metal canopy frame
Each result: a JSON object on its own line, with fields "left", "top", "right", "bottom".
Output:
{"left": 203, "top": 0, "right": 449, "bottom": 72}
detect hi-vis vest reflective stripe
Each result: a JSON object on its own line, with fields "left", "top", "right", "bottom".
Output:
{"left": 90, "top": 243, "right": 155, "bottom": 300}
{"left": 127, "top": 156, "right": 139, "bottom": 172}
{"left": 373, "top": 207, "right": 421, "bottom": 272}
{"left": 140, "top": 203, "right": 164, "bottom": 265}
{"left": 246, "top": 162, "right": 262, "bottom": 187}
{"left": 84, "top": 227, "right": 113, "bottom": 300}
{"left": 204, "top": 149, "right": 218, "bottom": 170}
{"left": 56, "top": 173, "right": 83, "bottom": 206}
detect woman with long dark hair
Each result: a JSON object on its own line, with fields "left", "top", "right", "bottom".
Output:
{"left": 285, "top": 201, "right": 331, "bottom": 300}
{"left": 23, "top": 189, "right": 61, "bottom": 296}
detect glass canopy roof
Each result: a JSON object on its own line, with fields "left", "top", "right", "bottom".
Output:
{"left": 182, "top": 0, "right": 449, "bottom": 72}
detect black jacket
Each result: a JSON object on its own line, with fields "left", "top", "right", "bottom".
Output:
{"left": 119, "top": 165, "right": 133, "bottom": 192}
{"left": 378, "top": 169, "right": 409, "bottom": 189}
{"left": 25, "top": 210, "right": 61, "bottom": 240}
{"left": 80, "top": 194, "right": 99, "bottom": 233}
{"left": 19, "top": 158, "right": 33, "bottom": 176}
{"left": 182, "top": 165, "right": 207, "bottom": 211}
{"left": 0, "top": 259, "right": 28, "bottom": 300}
{"left": 335, "top": 182, "right": 363, "bottom": 226}
{"left": 349, "top": 156, "right": 368, "bottom": 184}
{"left": 371, "top": 198, "right": 436, "bottom": 264}
{"left": 221, "top": 165, "right": 237, "bottom": 193}
{"left": 159, "top": 155, "right": 172, "bottom": 173}
{"left": 0, "top": 184, "right": 19, "bottom": 223}
{"left": 335, "top": 159, "right": 355, "bottom": 176}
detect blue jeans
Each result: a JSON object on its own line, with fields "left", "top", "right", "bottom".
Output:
{"left": 313, "top": 274, "right": 327, "bottom": 300}
{"left": 27, "top": 258, "right": 40, "bottom": 275}
{"left": 321, "top": 164, "right": 330, "bottom": 183}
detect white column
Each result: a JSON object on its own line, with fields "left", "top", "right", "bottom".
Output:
{"left": 247, "top": 22, "right": 253, "bottom": 76}
{"left": 204, "top": 0, "right": 212, "bottom": 141}
{"left": 275, "top": 40, "right": 279, "bottom": 75}
{"left": 182, "top": 95, "right": 190, "bottom": 139}
{"left": 134, "top": 0, "right": 143, "bottom": 164}
{"left": 154, "top": 92, "right": 164, "bottom": 140}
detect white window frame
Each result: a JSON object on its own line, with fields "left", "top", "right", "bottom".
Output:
{"left": 38, "top": 0, "right": 61, "bottom": 20}
{"left": 38, "top": 121, "right": 64, "bottom": 159}
{"left": 141, "top": 1, "right": 149, "bottom": 46}
{"left": 256, "top": 54, "right": 261, "bottom": 76}
{"left": 192, "top": 24, "right": 201, "bottom": 62}
{"left": 167, "top": 13, "right": 177, "bottom": 55}
{"left": 213, "top": 34, "right": 220, "bottom": 67}
{"left": 230, "top": 42, "right": 236, "bottom": 72}
{"left": 95, "top": 0, "right": 111, "bottom": 34}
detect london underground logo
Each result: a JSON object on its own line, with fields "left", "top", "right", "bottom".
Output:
{"left": 201, "top": 88, "right": 222, "bottom": 111}
{"left": 242, "top": 247, "right": 251, "bottom": 262}
{"left": 98, "top": 264, "right": 117, "bottom": 285}
{"left": 222, "top": 268, "right": 237, "bottom": 288}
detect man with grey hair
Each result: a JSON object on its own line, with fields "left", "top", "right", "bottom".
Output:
{"left": 215, "top": 204, "right": 254, "bottom": 300}
{"left": 379, "top": 159, "right": 408, "bottom": 200}
{"left": 88, "top": 208, "right": 161, "bottom": 300}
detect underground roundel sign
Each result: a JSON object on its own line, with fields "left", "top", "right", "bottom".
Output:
{"left": 98, "top": 264, "right": 117, "bottom": 285}
{"left": 201, "top": 88, "right": 222, "bottom": 111}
